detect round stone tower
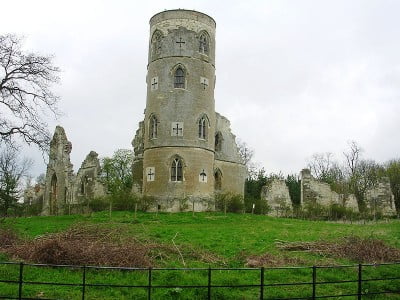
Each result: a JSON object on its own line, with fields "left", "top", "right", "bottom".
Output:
{"left": 142, "top": 9, "right": 216, "bottom": 210}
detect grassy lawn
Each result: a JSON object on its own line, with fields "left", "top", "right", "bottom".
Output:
{"left": 1, "top": 211, "right": 400, "bottom": 299}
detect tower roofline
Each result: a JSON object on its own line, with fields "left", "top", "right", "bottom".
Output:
{"left": 150, "top": 9, "right": 216, "bottom": 27}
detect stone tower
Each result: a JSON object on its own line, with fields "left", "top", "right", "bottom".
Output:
{"left": 132, "top": 9, "right": 246, "bottom": 211}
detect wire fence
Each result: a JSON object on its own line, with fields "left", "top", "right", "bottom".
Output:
{"left": 0, "top": 261, "right": 399, "bottom": 299}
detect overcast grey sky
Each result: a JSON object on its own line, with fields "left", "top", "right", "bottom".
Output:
{"left": 1, "top": 0, "right": 399, "bottom": 178}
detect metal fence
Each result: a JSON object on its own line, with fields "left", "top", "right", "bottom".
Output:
{"left": 0, "top": 261, "right": 399, "bottom": 299}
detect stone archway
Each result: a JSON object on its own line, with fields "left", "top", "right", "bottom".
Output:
{"left": 50, "top": 174, "right": 58, "bottom": 215}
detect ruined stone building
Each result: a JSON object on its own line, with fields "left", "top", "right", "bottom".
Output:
{"left": 300, "top": 169, "right": 395, "bottom": 215}
{"left": 261, "top": 179, "right": 292, "bottom": 216}
{"left": 132, "top": 10, "right": 246, "bottom": 211}
{"left": 42, "top": 126, "right": 105, "bottom": 215}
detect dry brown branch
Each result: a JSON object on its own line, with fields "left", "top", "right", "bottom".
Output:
{"left": 172, "top": 232, "right": 186, "bottom": 267}
{"left": 276, "top": 236, "right": 400, "bottom": 263}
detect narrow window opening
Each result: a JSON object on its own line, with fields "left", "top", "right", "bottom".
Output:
{"left": 199, "top": 33, "right": 209, "bottom": 54}
{"left": 150, "top": 115, "right": 158, "bottom": 139}
{"left": 171, "top": 158, "right": 183, "bottom": 182}
{"left": 198, "top": 117, "right": 207, "bottom": 139}
{"left": 215, "top": 132, "right": 223, "bottom": 152}
{"left": 174, "top": 67, "right": 185, "bottom": 88}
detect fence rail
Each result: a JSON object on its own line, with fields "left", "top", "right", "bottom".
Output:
{"left": 0, "top": 262, "right": 399, "bottom": 299}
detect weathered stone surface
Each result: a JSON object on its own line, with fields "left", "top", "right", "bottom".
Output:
{"left": 301, "top": 169, "right": 340, "bottom": 207}
{"left": 365, "top": 177, "right": 396, "bottom": 215}
{"left": 42, "top": 127, "right": 106, "bottom": 215}
{"left": 43, "top": 126, "right": 75, "bottom": 215}
{"left": 261, "top": 179, "right": 292, "bottom": 216}
{"left": 300, "top": 169, "right": 359, "bottom": 212}
{"left": 300, "top": 170, "right": 395, "bottom": 215}
{"left": 75, "top": 151, "right": 105, "bottom": 202}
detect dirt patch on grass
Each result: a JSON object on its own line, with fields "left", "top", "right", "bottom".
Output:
{"left": 244, "top": 252, "right": 304, "bottom": 267}
{"left": 0, "top": 224, "right": 225, "bottom": 267}
{"left": 276, "top": 236, "right": 400, "bottom": 263}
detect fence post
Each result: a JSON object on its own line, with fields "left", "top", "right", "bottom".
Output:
{"left": 260, "top": 267, "right": 264, "bottom": 300}
{"left": 312, "top": 266, "right": 316, "bottom": 300}
{"left": 208, "top": 267, "right": 211, "bottom": 300}
{"left": 82, "top": 266, "right": 86, "bottom": 300}
{"left": 148, "top": 267, "right": 152, "bottom": 300}
{"left": 358, "top": 264, "right": 362, "bottom": 300}
{"left": 18, "top": 262, "right": 23, "bottom": 300}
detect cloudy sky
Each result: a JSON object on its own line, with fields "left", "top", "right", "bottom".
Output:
{"left": 1, "top": 0, "right": 399, "bottom": 178}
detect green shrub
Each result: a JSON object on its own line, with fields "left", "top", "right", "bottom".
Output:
{"left": 89, "top": 197, "right": 110, "bottom": 212}
{"left": 138, "top": 195, "right": 157, "bottom": 211}
{"left": 215, "top": 193, "right": 244, "bottom": 213}
{"left": 244, "top": 196, "right": 270, "bottom": 214}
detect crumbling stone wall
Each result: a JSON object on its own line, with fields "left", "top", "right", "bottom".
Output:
{"left": 365, "top": 178, "right": 396, "bottom": 215}
{"left": 75, "top": 151, "right": 105, "bottom": 202}
{"left": 42, "top": 126, "right": 106, "bottom": 215}
{"left": 300, "top": 169, "right": 396, "bottom": 215}
{"left": 301, "top": 169, "right": 340, "bottom": 207}
{"left": 300, "top": 169, "right": 359, "bottom": 212}
{"left": 131, "top": 121, "right": 144, "bottom": 194}
{"left": 261, "top": 179, "right": 292, "bottom": 216}
{"left": 43, "top": 126, "right": 74, "bottom": 215}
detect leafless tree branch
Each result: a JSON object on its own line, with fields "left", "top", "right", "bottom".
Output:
{"left": 0, "top": 34, "right": 61, "bottom": 152}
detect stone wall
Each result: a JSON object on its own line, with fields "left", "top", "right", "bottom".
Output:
{"left": 365, "top": 178, "right": 396, "bottom": 215}
{"left": 42, "top": 126, "right": 105, "bottom": 215}
{"left": 300, "top": 169, "right": 396, "bottom": 215}
{"left": 300, "top": 169, "right": 340, "bottom": 207}
{"left": 42, "top": 126, "right": 74, "bottom": 215}
{"left": 74, "top": 151, "right": 105, "bottom": 202}
{"left": 261, "top": 179, "right": 292, "bottom": 216}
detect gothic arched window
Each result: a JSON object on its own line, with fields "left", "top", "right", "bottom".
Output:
{"left": 198, "top": 116, "right": 208, "bottom": 139}
{"left": 174, "top": 67, "right": 185, "bottom": 88}
{"left": 215, "top": 132, "right": 223, "bottom": 152}
{"left": 214, "top": 169, "right": 222, "bottom": 191}
{"left": 199, "top": 32, "right": 209, "bottom": 55}
{"left": 171, "top": 158, "right": 183, "bottom": 182}
{"left": 151, "top": 30, "right": 163, "bottom": 59}
{"left": 150, "top": 115, "right": 158, "bottom": 139}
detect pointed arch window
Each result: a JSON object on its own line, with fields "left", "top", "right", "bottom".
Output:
{"left": 215, "top": 132, "right": 223, "bottom": 152}
{"left": 151, "top": 30, "right": 163, "bottom": 59}
{"left": 174, "top": 67, "right": 185, "bottom": 88}
{"left": 214, "top": 169, "right": 222, "bottom": 191}
{"left": 199, "top": 32, "right": 209, "bottom": 55}
{"left": 198, "top": 116, "right": 208, "bottom": 139}
{"left": 171, "top": 158, "right": 183, "bottom": 182}
{"left": 150, "top": 115, "right": 158, "bottom": 139}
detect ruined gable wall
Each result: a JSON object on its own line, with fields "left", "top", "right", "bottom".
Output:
{"left": 300, "top": 169, "right": 340, "bottom": 207}
{"left": 132, "top": 121, "right": 144, "bottom": 194}
{"left": 215, "top": 113, "right": 242, "bottom": 164}
{"left": 43, "top": 126, "right": 74, "bottom": 215}
{"left": 74, "top": 151, "right": 105, "bottom": 202}
{"left": 261, "top": 179, "right": 292, "bottom": 215}
{"left": 365, "top": 178, "right": 396, "bottom": 215}
{"left": 214, "top": 112, "right": 246, "bottom": 196}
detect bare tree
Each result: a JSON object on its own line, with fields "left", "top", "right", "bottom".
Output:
{"left": 237, "top": 139, "right": 258, "bottom": 178}
{"left": 343, "top": 140, "right": 363, "bottom": 176}
{"left": 0, "top": 34, "right": 60, "bottom": 151}
{"left": 0, "top": 144, "right": 32, "bottom": 216}
{"left": 307, "top": 152, "right": 334, "bottom": 180}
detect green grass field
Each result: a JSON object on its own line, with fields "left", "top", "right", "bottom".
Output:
{"left": 1, "top": 212, "right": 400, "bottom": 299}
